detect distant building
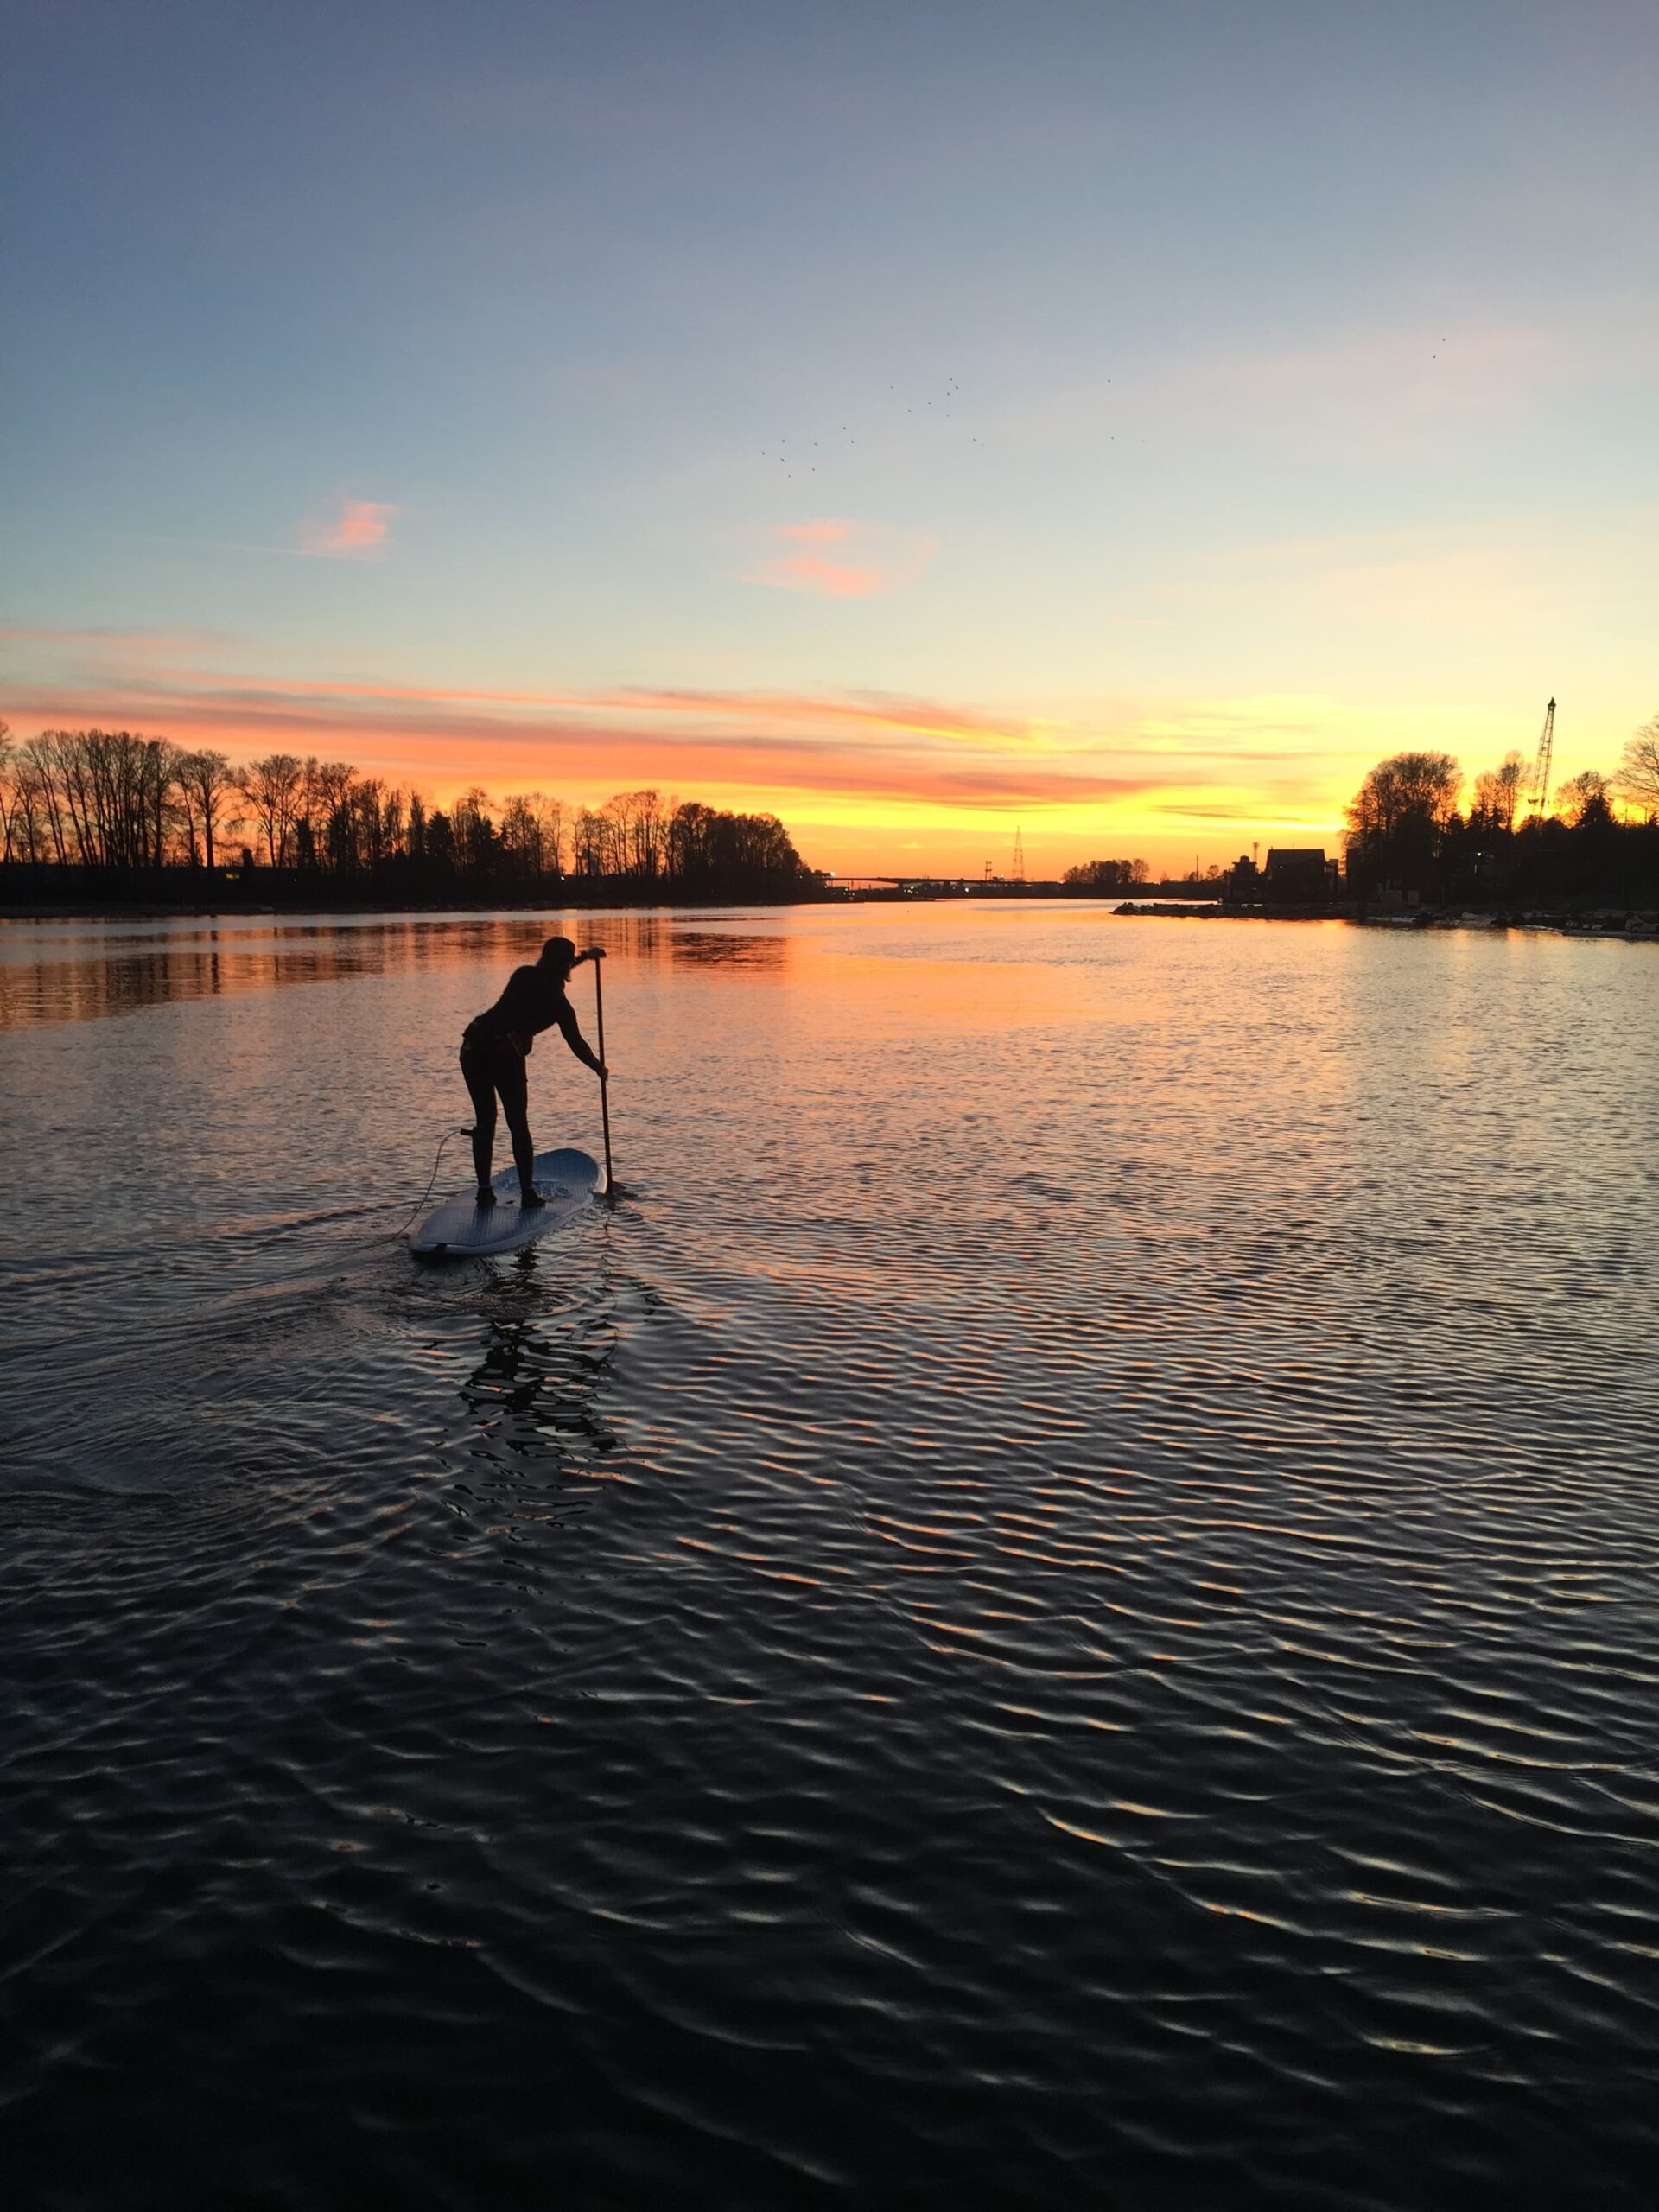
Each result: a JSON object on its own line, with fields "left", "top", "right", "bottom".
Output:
{"left": 1262, "top": 848, "right": 1340, "bottom": 902}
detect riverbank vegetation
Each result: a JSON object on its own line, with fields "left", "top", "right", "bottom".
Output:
{"left": 0, "top": 728, "right": 816, "bottom": 906}
{"left": 1336, "top": 719, "right": 1659, "bottom": 911}
{"left": 1061, "top": 858, "right": 1152, "bottom": 891}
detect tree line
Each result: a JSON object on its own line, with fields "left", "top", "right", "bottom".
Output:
{"left": 1061, "top": 857, "right": 1152, "bottom": 892}
{"left": 1339, "top": 718, "right": 1659, "bottom": 906}
{"left": 0, "top": 727, "right": 813, "bottom": 894}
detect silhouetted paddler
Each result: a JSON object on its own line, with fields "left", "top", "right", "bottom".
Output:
{"left": 460, "top": 936, "right": 605, "bottom": 1207}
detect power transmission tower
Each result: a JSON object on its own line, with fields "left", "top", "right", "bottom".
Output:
{"left": 1011, "top": 826, "right": 1026, "bottom": 883}
{"left": 1528, "top": 697, "right": 1555, "bottom": 819}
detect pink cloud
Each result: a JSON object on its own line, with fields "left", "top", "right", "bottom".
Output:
{"left": 762, "top": 553, "right": 886, "bottom": 598}
{"left": 779, "top": 518, "right": 853, "bottom": 544}
{"left": 0, "top": 645, "right": 1157, "bottom": 813}
{"left": 748, "top": 518, "right": 936, "bottom": 599}
{"left": 301, "top": 498, "right": 397, "bottom": 559}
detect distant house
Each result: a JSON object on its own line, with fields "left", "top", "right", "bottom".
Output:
{"left": 1262, "top": 848, "right": 1340, "bottom": 902}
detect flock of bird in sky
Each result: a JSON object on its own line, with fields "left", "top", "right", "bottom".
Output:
{"left": 755, "top": 336, "right": 1456, "bottom": 485}
{"left": 758, "top": 378, "right": 984, "bottom": 480}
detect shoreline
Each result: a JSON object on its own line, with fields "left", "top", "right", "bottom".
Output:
{"left": 3, "top": 884, "right": 1656, "bottom": 938}
{"left": 1113, "top": 899, "right": 1658, "bottom": 937}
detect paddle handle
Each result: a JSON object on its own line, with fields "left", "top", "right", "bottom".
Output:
{"left": 593, "top": 952, "right": 615, "bottom": 1195}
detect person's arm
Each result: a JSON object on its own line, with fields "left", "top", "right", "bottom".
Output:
{"left": 554, "top": 996, "right": 606, "bottom": 1077}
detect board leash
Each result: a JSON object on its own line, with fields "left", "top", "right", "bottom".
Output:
{"left": 391, "top": 1125, "right": 476, "bottom": 1239}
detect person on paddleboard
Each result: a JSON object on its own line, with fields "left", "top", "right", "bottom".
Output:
{"left": 461, "top": 936, "right": 606, "bottom": 1208}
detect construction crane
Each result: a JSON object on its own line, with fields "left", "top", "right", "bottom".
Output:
{"left": 1528, "top": 697, "right": 1555, "bottom": 820}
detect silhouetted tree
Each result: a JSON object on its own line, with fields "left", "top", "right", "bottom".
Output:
{"left": 1062, "top": 858, "right": 1149, "bottom": 891}
{"left": 238, "top": 753, "right": 306, "bottom": 868}
{"left": 1555, "top": 770, "right": 1611, "bottom": 828}
{"left": 452, "top": 788, "right": 498, "bottom": 874}
{"left": 1615, "top": 719, "right": 1659, "bottom": 820}
{"left": 1345, "top": 752, "right": 1463, "bottom": 895}
{"left": 176, "top": 749, "right": 241, "bottom": 870}
{"left": 1471, "top": 752, "right": 1529, "bottom": 834}
{"left": 424, "top": 809, "right": 456, "bottom": 870}
{"left": 2, "top": 725, "right": 825, "bottom": 903}
{"left": 0, "top": 721, "right": 15, "bottom": 861}
{"left": 573, "top": 808, "right": 602, "bottom": 876}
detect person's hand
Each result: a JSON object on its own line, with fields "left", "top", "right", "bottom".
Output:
{"left": 582, "top": 945, "right": 606, "bottom": 963}
{"left": 595, "top": 1061, "right": 609, "bottom": 1082}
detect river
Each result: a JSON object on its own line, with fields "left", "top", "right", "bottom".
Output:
{"left": 3, "top": 904, "right": 1656, "bottom": 2208}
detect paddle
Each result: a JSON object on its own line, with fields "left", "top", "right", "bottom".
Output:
{"left": 590, "top": 947, "right": 616, "bottom": 1200}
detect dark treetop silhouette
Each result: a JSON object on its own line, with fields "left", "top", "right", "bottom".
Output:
{"left": 0, "top": 730, "right": 816, "bottom": 908}
{"left": 1337, "top": 737, "right": 1659, "bottom": 912}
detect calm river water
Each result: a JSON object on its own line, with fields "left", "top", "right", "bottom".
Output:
{"left": 3, "top": 904, "right": 1656, "bottom": 2209}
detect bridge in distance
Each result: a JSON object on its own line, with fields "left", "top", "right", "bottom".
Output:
{"left": 825, "top": 873, "right": 1047, "bottom": 898}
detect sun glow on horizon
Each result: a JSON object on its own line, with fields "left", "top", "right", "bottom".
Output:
{"left": 6, "top": 626, "right": 1606, "bottom": 874}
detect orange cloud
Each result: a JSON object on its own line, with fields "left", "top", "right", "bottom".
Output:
{"left": 300, "top": 498, "right": 397, "bottom": 559}
{"left": 748, "top": 518, "right": 936, "bottom": 598}
{"left": 0, "top": 648, "right": 1149, "bottom": 815}
{"left": 0, "top": 631, "right": 1395, "bottom": 869}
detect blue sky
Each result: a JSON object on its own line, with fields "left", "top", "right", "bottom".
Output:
{"left": 5, "top": 0, "right": 1656, "bottom": 868}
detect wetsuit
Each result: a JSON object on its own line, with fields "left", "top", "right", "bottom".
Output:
{"left": 460, "top": 965, "right": 601, "bottom": 1195}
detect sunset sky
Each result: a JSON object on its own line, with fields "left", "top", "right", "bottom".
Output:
{"left": 5, "top": 0, "right": 1656, "bottom": 874}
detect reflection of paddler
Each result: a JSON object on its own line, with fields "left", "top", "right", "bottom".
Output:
{"left": 460, "top": 937, "right": 606, "bottom": 1207}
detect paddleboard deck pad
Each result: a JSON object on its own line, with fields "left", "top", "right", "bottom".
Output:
{"left": 410, "top": 1147, "right": 601, "bottom": 1258}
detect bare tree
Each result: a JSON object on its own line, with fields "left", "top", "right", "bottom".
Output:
{"left": 1344, "top": 751, "right": 1462, "bottom": 893}
{"left": 1471, "top": 752, "right": 1529, "bottom": 833}
{"left": 20, "top": 734, "right": 78, "bottom": 862}
{"left": 0, "top": 721, "right": 15, "bottom": 861}
{"left": 175, "top": 749, "right": 241, "bottom": 869}
{"left": 595, "top": 792, "right": 630, "bottom": 875}
{"left": 498, "top": 794, "right": 543, "bottom": 877}
{"left": 1346, "top": 753, "right": 1463, "bottom": 842}
{"left": 352, "top": 777, "right": 387, "bottom": 868}
{"left": 452, "top": 788, "right": 497, "bottom": 874}
{"left": 1614, "top": 720, "right": 1659, "bottom": 820}
{"left": 626, "top": 788, "right": 666, "bottom": 876}
{"left": 537, "top": 795, "right": 566, "bottom": 876}
{"left": 378, "top": 785, "right": 407, "bottom": 860}
{"left": 8, "top": 753, "right": 52, "bottom": 862}
{"left": 575, "top": 808, "right": 605, "bottom": 875}
{"left": 1555, "top": 769, "right": 1611, "bottom": 828}
{"left": 238, "top": 753, "right": 305, "bottom": 867}
{"left": 307, "top": 760, "right": 356, "bottom": 870}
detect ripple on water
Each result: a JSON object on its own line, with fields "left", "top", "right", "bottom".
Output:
{"left": 2, "top": 910, "right": 1657, "bottom": 2208}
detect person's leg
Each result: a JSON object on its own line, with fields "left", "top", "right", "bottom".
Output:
{"left": 461, "top": 1049, "right": 498, "bottom": 1201}
{"left": 496, "top": 1050, "right": 540, "bottom": 1205}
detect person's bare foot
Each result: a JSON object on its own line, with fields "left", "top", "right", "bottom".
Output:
{"left": 519, "top": 1187, "right": 546, "bottom": 1210}
{"left": 474, "top": 1187, "right": 496, "bottom": 1207}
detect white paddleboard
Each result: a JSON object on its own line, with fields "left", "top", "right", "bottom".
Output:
{"left": 410, "top": 1147, "right": 601, "bottom": 1258}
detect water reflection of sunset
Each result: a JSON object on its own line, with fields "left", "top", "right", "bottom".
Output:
{"left": 0, "top": 906, "right": 1131, "bottom": 1035}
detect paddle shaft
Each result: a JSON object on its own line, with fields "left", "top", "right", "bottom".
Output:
{"left": 593, "top": 955, "right": 615, "bottom": 1193}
